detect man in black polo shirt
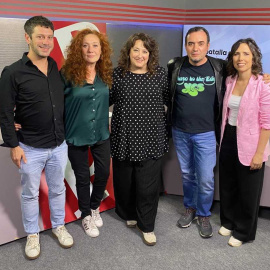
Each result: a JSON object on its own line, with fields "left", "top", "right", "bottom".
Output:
{"left": 0, "top": 16, "right": 73, "bottom": 259}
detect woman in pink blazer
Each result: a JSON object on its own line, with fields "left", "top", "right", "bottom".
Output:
{"left": 218, "top": 38, "right": 270, "bottom": 247}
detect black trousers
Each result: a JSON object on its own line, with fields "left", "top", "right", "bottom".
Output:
{"left": 68, "top": 139, "right": 110, "bottom": 219}
{"left": 112, "top": 157, "right": 162, "bottom": 232}
{"left": 219, "top": 124, "right": 265, "bottom": 242}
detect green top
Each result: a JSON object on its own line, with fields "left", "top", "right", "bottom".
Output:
{"left": 64, "top": 75, "right": 109, "bottom": 146}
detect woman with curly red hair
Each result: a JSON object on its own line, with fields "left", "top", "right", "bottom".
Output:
{"left": 61, "top": 29, "right": 113, "bottom": 238}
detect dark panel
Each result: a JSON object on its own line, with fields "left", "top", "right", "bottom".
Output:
{"left": 107, "top": 24, "right": 183, "bottom": 69}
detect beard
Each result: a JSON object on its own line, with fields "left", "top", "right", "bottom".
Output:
{"left": 190, "top": 57, "right": 204, "bottom": 64}
{"left": 29, "top": 42, "right": 52, "bottom": 58}
{"left": 189, "top": 55, "right": 207, "bottom": 66}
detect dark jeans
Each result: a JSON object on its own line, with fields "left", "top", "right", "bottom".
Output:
{"left": 219, "top": 124, "right": 265, "bottom": 242}
{"left": 68, "top": 139, "right": 110, "bottom": 219}
{"left": 112, "top": 157, "right": 162, "bottom": 232}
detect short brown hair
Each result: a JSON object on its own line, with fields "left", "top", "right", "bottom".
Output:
{"left": 24, "top": 16, "right": 54, "bottom": 38}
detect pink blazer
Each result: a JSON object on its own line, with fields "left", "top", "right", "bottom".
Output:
{"left": 220, "top": 75, "right": 270, "bottom": 166}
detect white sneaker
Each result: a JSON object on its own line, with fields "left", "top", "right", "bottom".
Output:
{"left": 218, "top": 226, "right": 232, "bottom": 236}
{"left": 82, "top": 215, "right": 99, "bottom": 237}
{"left": 25, "top": 233, "right": 40, "bottom": 260}
{"left": 126, "top": 220, "right": 137, "bottom": 228}
{"left": 91, "top": 207, "right": 103, "bottom": 227}
{"left": 52, "top": 225, "right": 74, "bottom": 248}
{"left": 142, "top": 232, "right": 156, "bottom": 246}
{"left": 228, "top": 236, "right": 243, "bottom": 247}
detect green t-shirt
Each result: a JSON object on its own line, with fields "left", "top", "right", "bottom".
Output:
{"left": 64, "top": 75, "right": 109, "bottom": 146}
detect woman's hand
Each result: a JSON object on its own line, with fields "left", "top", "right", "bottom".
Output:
{"left": 14, "top": 122, "right": 21, "bottom": 131}
{"left": 262, "top": 73, "right": 270, "bottom": 84}
{"left": 250, "top": 153, "right": 263, "bottom": 170}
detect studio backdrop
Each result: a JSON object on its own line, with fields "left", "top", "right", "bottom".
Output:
{"left": 0, "top": 18, "right": 182, "bottom": 245}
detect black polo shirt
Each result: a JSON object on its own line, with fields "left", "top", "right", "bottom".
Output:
{"left": 0, "top": 53, "right": 65, "bottom": 148}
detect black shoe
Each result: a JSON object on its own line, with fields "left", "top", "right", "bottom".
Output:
{"left": 177, "top": 208, "right": 196, "bottom": 228}
{"left": 197, "top": 216, "right": 213, "bottom": 238}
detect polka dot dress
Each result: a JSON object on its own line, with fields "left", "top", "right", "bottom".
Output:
{"left": 110, "top": 66, "right": 169, "bottom": 161}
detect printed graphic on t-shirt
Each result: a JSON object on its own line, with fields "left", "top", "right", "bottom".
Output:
{"left": 172, "top": 59, "right": 216, "bottom": 133}
{"left": 177, "top": 76, "right": 215, "bottom": 97}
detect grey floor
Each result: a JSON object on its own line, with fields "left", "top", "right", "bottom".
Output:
{"left": 1, "top": 195, "right": 270, "bottom": 270}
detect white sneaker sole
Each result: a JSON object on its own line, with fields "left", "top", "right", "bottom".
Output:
{"left": 218, "top": 228, "right": 232, "bottom": 236}
{"left": 95, "top": 221, "right": 103, "bottom": 228}
{"left": 126, "top": 221, "right": 137, "bottom": 228}
{"left": 136, "top": 226, "right": 156, "bottom": 246}
{"left": 199, "top": 231, "right": 213, "bottom": 238}
{"left": 228, "top": 236, "right": 243, "bottom": 247}
{"left": 52, "top": 232, "right": 74, "bottom": 248}
{"left": 83, "top": 228, "right": 99, "bottom": 238}
{"left": 25, "top": 251, "right": 40, "bottom": 260}
{"left": 197, "top": 219, "right": 213, "bottom": 238}
{"left": 177, "top": 216, "right": 197, "bottom": 228}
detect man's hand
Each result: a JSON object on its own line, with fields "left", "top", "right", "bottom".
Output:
{"left": 14, "top": 122, "right": 22, "bottom": 131}
{"left": 10, "top": 146, "right": 27, "bottom": 168}
{"left": 262, "top": 73, "right": 270, "bottom": 84}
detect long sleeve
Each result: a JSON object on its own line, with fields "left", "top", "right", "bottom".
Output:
{"left": 109, "top": 86, "right": 115, "bottom": 107}
{"left": 259, "top": 79, "right": 270, "bottom": 130}
{"left": 0, "top": 67, "right": 19, "bottom": 148}
{"left": 160, "top": 68, "right": 169, "bottom": 106}
{"left": 167, "top": 59, "right": 174, "bottom": 107}
{"left": 109, "top": 69, "right": 119, "bottom": 106}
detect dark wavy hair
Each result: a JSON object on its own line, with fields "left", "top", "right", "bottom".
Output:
{"left": 227, "top": 38, "right": 263, "bottom": 78}
{"left": 61, "top": 29, "right": 113, "bottom": 87}
{"left": 118, "top": 33, "right": 159, "bottom": 76}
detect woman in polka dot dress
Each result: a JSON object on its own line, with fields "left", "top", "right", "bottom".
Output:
{"left": 110, "top": 33, "right": 169, "bottom": 246}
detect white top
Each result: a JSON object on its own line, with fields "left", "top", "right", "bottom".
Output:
{"left": 228, "top": 95, "right": 242, "bottom": 126}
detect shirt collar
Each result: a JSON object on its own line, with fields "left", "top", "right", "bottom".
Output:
{"left": 21, "top": 52, "right": 54, "bottom": 68}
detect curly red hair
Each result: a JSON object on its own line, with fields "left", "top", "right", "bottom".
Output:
{"left": 61, "top": 29, "right": 113, "bottom": 87}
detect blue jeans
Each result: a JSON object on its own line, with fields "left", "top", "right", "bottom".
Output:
{"left": 172, "top": 127, "right": 216, "bottom": 216}
{"left": 19, "top": 141, "right": 68, "bottom": 234}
